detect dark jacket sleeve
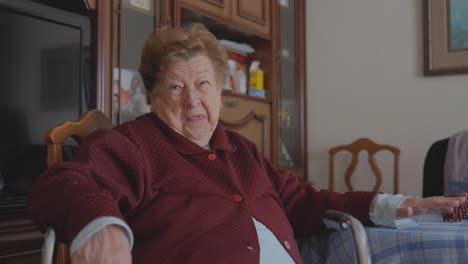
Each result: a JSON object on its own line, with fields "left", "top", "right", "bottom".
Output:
{"left": 256, "top": 146, "right": 377, "bottom": 238}
{"left": 29, "top": 128, "right": 147, "bottom": 243}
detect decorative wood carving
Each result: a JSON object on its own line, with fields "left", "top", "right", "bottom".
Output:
{"left": 83, "top": 0, "right": 96, "bottom": 10}
{"left": 220, "top": 111, "right": 267, "bottom": 154}
{"left": 202, "top": 0, "right": 226, "bottom": 8}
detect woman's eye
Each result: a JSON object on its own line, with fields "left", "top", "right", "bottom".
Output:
{"left": 170, "top": 84, "right": 181, "bottom": 90}
{"left": 199, "top": 80, "right": 209, "bottom": 86}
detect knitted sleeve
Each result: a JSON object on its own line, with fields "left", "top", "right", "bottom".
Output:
{"left": 29, "top": 128, "right": 147, "bottom": 243}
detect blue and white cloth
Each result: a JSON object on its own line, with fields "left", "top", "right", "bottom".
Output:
{"left": 301, "top": 213, "right": 468, "bottom": 264}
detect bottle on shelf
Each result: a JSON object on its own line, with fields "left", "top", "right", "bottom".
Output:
{"left": 248, "top": 60, "right": 265, "bottom": 98}
{"left": 236, "top": 64, "right": 247, "bottom": 95}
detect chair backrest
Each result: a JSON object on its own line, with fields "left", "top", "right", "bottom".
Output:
{"left": 329, "top": 138, "right": 400, "bottom": 194}
{"left": 43, "top": 109, "right": 113, "bottom": 264}
{"left": 422, "top": 138, "right": 449, "bottom": 197}
{"left": 45, "top": 109, "right": 113, "bottom": 166}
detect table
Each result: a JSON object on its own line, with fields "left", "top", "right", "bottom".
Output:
{"left": 301, "top": 213, "right": 468, "bottom": 264}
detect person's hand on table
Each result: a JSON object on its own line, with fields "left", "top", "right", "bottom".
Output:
{"left": 396, "top": 195, "right": 467, "bottom": 219}
{"left": 71, "top": 224, "right": 131, "bottom": 264}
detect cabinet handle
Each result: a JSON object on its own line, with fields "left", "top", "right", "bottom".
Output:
{"left": 223, "top": 101, "right": 239, "bottom": 108}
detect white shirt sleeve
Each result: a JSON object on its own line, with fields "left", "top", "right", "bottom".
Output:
{"left": 369, "top": 193, "right": 419, "bottom": 228}
{"left": 69, "top": 216, "right": 134, "bottom": 256}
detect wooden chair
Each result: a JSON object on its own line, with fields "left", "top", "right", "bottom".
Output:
{"left": 329, "top": 138, "right": 400, "bottom": 194}
{"left": 422, "top": 138, "right": 448, "bottom": 197}
{"left": 42, "top": 109, "right": 113, "bottom": 264}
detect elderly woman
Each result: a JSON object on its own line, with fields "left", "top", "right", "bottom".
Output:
{"left": 30, "top": 24, "right": 464, "bottom": 264}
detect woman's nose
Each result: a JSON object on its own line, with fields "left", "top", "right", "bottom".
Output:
{"left": 183, "top": 86, "right": 201, "bottom": 107}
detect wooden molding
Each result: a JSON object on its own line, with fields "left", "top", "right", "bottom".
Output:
{"left": 83, "top": 0, "right": 96, "bottom": 10}
{"left": 220, "top": 111, "right": 267, "bottom": 155}
{"left": 96, "top": 0, "right": 113, "bottom": 117}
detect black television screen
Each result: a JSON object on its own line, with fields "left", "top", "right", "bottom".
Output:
{"left": 0, "top": 0, "right": 93, "bottom": 197}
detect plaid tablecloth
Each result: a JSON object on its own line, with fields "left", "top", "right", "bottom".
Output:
{"left": 301, "top": 213, "right": 468, "bottom": 264}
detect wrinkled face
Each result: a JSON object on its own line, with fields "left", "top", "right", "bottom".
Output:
{"left": 150, "top": 54, "right": 222, "bottom": 146}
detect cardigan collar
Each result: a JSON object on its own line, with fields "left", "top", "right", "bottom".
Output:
{"left": 148, "top": 113, "right": 236, "bottom": 155}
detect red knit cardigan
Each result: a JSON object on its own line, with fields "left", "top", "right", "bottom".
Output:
{"left": 29, "top": 113, "right": 376, "bottom": 264}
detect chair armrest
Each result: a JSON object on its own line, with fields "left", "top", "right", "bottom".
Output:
{"left": 41, "top": 228, "right": 55, "bottom": 264}
{"left": 323, "top": 210, "right": 371, "bottom": 264}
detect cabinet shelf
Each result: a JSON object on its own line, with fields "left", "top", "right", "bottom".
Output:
{"left": 222, "top": 90, "right": 271, "bottom": 104}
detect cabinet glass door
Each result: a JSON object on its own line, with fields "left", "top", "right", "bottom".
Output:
{"left": 277, "top": 0, "right": 306, "bottom": 180}
{"left": 112, "top": 0, "right": 160, "bottom": 124}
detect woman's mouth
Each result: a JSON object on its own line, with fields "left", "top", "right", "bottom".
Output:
{"left": 187, "top": 115, "right": 205, "bottom": 122}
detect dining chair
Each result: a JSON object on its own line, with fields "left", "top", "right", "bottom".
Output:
{"left": 329, "top": 138, "right": 400, "bottom": 194}
{"left": 422, "top": 138, "right": 448, "bottom": 197}
{"left": 41, "top": 109, "right": 114, "bottom": 264}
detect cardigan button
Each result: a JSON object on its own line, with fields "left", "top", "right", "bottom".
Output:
{"left": 233, "top": 194, "right": 243, "bottom": 202}
{"left": 208, "top": 153, "right": 217, "bottom": 160}
{"left": 284, "top": 240, "right": 291, "bottom": 249}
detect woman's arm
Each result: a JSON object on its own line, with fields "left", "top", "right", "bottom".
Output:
{"left": 29, "top": 128, "right": 147, "bottom": 244}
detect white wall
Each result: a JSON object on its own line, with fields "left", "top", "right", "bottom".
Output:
{"left": 306, "top": 0, "right": 468, "bottom": 196}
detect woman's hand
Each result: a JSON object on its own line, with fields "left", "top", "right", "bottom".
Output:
{"left": 396, "top": 195, "right": 467, "bottom": 219}
{"left": 71, "top": 224, "right": 132, "bottom": 264}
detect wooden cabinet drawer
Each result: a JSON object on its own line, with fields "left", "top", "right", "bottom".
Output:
{"left": 220, "top": 94, "right": 271, "bottom": 159}
{"left": 0, "top": 252, "right": 41, "bottom": 264}
{"left": 0, "top": 219, "right": 43, "bottom": 264}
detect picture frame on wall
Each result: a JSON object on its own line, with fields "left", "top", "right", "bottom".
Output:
{"left": 424, "top": 0, "right": 468, "bottom": 76}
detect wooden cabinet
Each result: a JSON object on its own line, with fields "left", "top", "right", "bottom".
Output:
{"left": 97, "top": 0, "right": 306, "bottom": 180}
{"left": 231, "top": 0, "right": 270, "bottom": 37}
{"left": 181, "top": 0, "right": 231, "bottom": 20}
{"left": 220, "top": 94, "right": 272, "bottom": 160}
{"left": 275, "top": 0, "right": 307, "bottom": 180}
{"left": 0, "top": 252, "right": 41, "bottom": 264}
{"left": 180, "top": 0, "right": 270, "bottom": 38}
{"left": 0, "top": 205, "right": 43, "bottom": 263}
{"left": 0, "top": 0, "right": 92, "bottom": 262}
{"left": 174, "top": 0, "right": 306, "bottom": 179}
{"left": 109, "top": 0, "right": 162, "bottom": 124}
